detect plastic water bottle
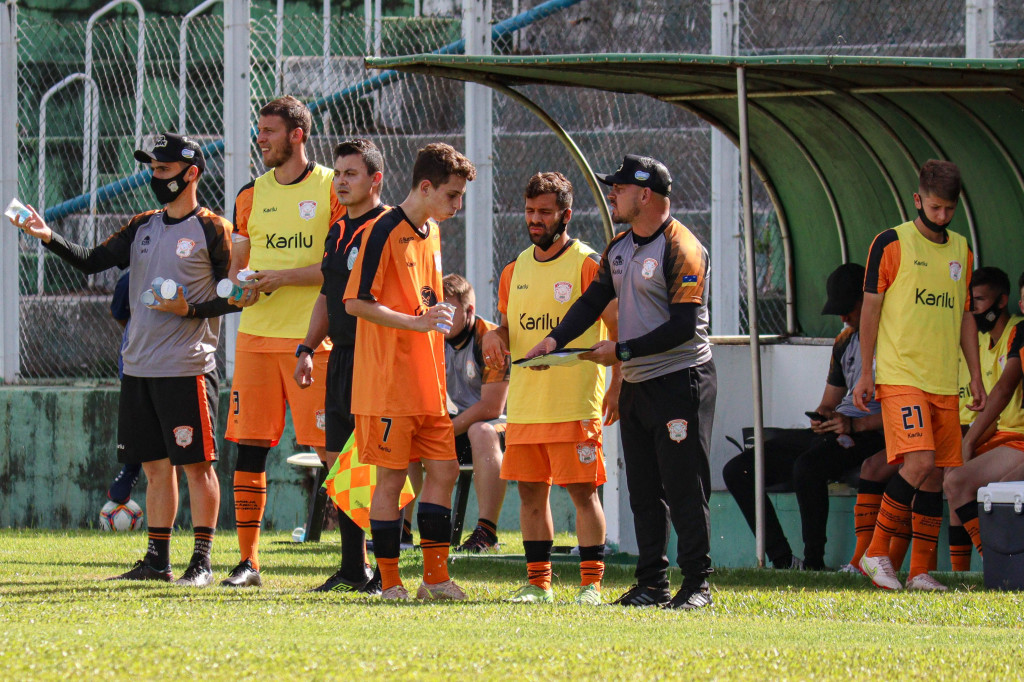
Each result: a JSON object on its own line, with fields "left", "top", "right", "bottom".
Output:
{"left": 237, "top": 269, "right": 256, "bottom": 282}
{"left": 159, "top": 278, "right": 187, "bottom": 300}
{"left": 4, "top": 198, "right": 31, "bottom": 224}
{"left": 291, "top": 526, "right": 306, "bottom": 543}
{"left": 151, "top": 276, "right": 165, "bottom": 291}
{"left": 140, "top": 289, "right": 156, "bottom": 306}
{"left": 217, "top": 278, "right": 245, "bottom": 299}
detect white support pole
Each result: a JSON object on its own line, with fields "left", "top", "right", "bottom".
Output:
{"left": 462, "top": 0, "right": 494, "bottom": 319}
{"left": 274, "top": 0, "right": 284, "bottom": 96}
{"left": 0, "top": 1, "right": 19, "bottom": 382}
{"left": 223, "top": 0, "right": 251, "bottom": 380}
{"left": 965, "top": 0, "right": 995, "bottom": 59}
{"left": 710, "top": 0, "right": 740, "bottom": 335}
{"left": 738, "top": 66, "right": 767, "bottom": 568}
{"left": 179, "top": 0, "right": 223, "bottom": 134}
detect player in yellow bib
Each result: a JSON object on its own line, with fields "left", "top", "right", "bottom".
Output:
{"left": 946, "top": 268, "right": 1024, "bottom": 568}
{"left": 221, "top": 96, "right": 344, "bottom": 587}
{"left": 854, "top": 160, "right": 985, "bottom": 591}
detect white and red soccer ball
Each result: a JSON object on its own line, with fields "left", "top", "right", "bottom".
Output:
{"left": 99, "top": 499, "right": 144, "bottom": 531}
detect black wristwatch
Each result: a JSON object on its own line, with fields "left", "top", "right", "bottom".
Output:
{"left": 615, "top": 342, "right": 633, "bottom": 362}
{"left": 295, "top": 344, "right": 315, "bottom": 358}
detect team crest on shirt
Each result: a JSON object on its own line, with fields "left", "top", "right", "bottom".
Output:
{"left": 642, "top": 258, "right": 659, "bottom": 280}
{"left": 175, "top": 238, "right": 196, "bottom": 258}
{"left": 465, "top": 358, "right": 477, "bottom": 379}
{"left": 173, "top": 425, "right": 194, "bottom": 448}
{"left": 949, "top": 261, "right": 963, "bottom": 281}
{"left": 347, "top": 246, "right": 358, "bottom": 270}
{"left": 577, "top": 442, "right": 597, "bottom": 464}
{"left": 666, "top": 419, "right": 688, "bottom": 442}
{"left": 554, "top": 281, "right": 573, "bottom": 303}
{"left": 315, "top": 409, "right": 326, "bottom": 431}
{"left": 421, "top": 286, "right": 438, "bottom": 307}
{"left": 298, "top": 200, "right": 318, "bottom": 221}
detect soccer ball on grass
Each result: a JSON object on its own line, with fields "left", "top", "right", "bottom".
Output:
{"left": 99, "top": 499, "right": 144, "bottom": 531}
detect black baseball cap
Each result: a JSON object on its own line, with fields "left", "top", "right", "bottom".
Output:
{"left": 596, "top": 154, "right": 672, "bottom": 197}
{"left": 822, "top": 263, "right": 866, "bottom": 315}
{"left": 134, "top": 133, "right": 206, "bottom": 173}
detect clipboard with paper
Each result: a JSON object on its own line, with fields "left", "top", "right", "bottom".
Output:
{"left": 513, "top": 348, "right": 592, "bottom": 368}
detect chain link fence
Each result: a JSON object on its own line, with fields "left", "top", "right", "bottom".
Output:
{"left": 11, "top": 0, "right": 1024, "bottom": 380}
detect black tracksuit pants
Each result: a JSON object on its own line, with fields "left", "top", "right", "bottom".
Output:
{"left": 722, "top": 427, "right": 885, "bottom": 568}
{"left": 619, "top": 360, "right": 717, "bottom": 591}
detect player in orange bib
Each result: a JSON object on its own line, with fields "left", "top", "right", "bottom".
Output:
{"left": 853, "top": 160, "right": 985, "bottom": 591}
{"left": 343, "top": 143, "right": 476, "bottom": 600}
{"left": 221, "top": 96, "right": 345, "bottom": 587}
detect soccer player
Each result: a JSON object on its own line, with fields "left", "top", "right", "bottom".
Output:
{"left": 10, "top": 133, "right": 234, "bottom": 586}
{"left": 481, "top": 171, "right": 618, "bottom": 605}
{"left": 946, "top": 268, "right": 1024, "bottom": 567}
{"left": 526, "top": 155, "right": 717, "bottom": 610}
{"left": 344, "top": 142, "right": 476, "bottom": 600}
{"left": 723, "top": 263, "right": 885, "bottom": 571}
{"left": 221, "top": 96, "right": 344, "bottom": 587}
{"left": 441, "top": 274, "right": 510, "bottom": 553}
{"left": 294, "top": 138, "right": 389, "bottom": 593}
{"left": 854, "top": 159, "right": 985, "bottom": 591}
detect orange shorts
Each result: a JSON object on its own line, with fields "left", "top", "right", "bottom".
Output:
{"left": 226, "top": 347, "right": 328, "bottom": 448}
{"left": 355, "top": 413, "right": 455, "bottom": 470}
{"left": 878, "top": 385, "right": 961, "bottom": 467}
{"left": 975, "top": 430, "right": 1024, "bottom": 456}
{"left": 501, "top": 419, "right": 605, "bottom": 487}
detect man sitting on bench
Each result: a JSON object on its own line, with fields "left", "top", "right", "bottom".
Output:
{"left": 723, "top": 263, "right": 886, "bottom": 570}
{"left": 441, "top": 274, "right": 510, "bottom": 552}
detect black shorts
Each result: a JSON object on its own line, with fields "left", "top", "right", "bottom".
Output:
{"left": 325, "top": 345, "right": 356, "bottom": 453}
{"left": 454, "top": 419, "right": 506, "bottom": 466}
{"left": 118, "top": 373, "right": 219, "bottom": 466}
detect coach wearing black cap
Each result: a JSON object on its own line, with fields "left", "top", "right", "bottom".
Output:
{"left": 525, "top": 153, "right": 719, "bottom": 609}
{"left": 722, "top": 262, "right": 886, "bottom": 571}
{"left": 9, "top": 131, "right": 238, "bottom": 587}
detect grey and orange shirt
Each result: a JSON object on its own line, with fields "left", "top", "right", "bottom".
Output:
{"left": 44, "top": 207, "right": 233, "bottom": 377}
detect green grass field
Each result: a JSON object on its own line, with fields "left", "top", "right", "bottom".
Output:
{"left": 1, "top": 530, "right": 1023, "bottom": 680}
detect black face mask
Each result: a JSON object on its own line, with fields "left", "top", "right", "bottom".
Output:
{"left": 151, "top": 166, "right": 193, "bottom": 205}
{"left": 974, "top": 301, "right": 1004, "bottom": 334}
{"left": 916, "top": 204, "right": 951, "bottom": 236}
{"left": 532, "top": 216, "right": 568, "bottom": 251}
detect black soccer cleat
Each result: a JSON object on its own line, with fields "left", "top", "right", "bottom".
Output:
{"left": 174, "top": 558, "right": 214, "bottom": 587}
{"left": 454, "top": 526, "right": 500, "bottom": 553}
{"left": 360, "top": 566, "right": 382, "bottom": 596}
{"left": 220, "top": 559, "right": 262, "bottom": 588}
{"left": 610, "top": 584, "right": 671, "bottom": 607}
{"left": 310, "top": 564, "right": 374, "bottom": 593}
{"left": 109, "top": 558, "right": 173, "bottom": 582}
{"left": 665, "top": 581, "right": 713, "bottom": 611}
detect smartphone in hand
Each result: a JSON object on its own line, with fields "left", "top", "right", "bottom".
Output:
{"left": 805, "top": 411, "right": 826, "bottom": 422}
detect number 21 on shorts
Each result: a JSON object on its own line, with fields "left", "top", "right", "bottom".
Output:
{"left": 901, "top": 405, "right": 924, "bottom": 431}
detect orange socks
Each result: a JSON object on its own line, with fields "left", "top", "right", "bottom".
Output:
{"left": 850, "top": 480, "right": 885, "bottom": 566}
{"left": 865, "top": 474, "right": 916, "bottom": 560}
{"left": 421, "top": 539, "right": 451, "bottom": 585}
{"left": 908, "top": 491, "right": 943, "bottom": 580}
{"left": 527, "top": 561, "right": 553, "bottom": 591}
{"left": 948, "top": 525, "right": 973, "bottom": 571}
{"left": 417, "top": 503, "right": 452, "bottom": 585}
{"left": 579, "top": 545, "right": 605, "bottom": 588}
{"left": 233, "top": 471, "right": 266, "bottom": 570}
{"left": 378, "top": 557, "right": 402, "bottom": 591}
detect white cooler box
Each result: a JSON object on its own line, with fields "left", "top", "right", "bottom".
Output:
{"left": 978, "top": 482, "right": 1024, "bottom": 590}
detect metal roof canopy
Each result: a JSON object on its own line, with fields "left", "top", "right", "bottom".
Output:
{"left": 367, "top": 53, "right": 1024, "bottom": 337}
{"left": 367, "top": 53, "right": 1024, "bottom": 566}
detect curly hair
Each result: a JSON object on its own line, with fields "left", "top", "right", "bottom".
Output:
{"left": 411, "top": 143, "right": 476, "bottom": 189}
{"left": 524, "top": 171, "right": 573, "bottom": 210}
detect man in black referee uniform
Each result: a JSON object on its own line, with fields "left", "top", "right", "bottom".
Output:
{"left": 294, "top": 138, "right": 388, "bottom": 593}
{"left": 10, "top": 133, "right": 237, "bottom": 586}
{"left": 526, "top": 154, "right": 717, "bottom": 610}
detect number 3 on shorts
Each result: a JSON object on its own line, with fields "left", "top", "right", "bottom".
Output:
{"left": 380, "top": 417, "right": 393, "bottom": 442}
{"left": 901, "top": 405, "right": 924, "bottom": 431}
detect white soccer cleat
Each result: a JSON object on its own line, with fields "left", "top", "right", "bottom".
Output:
{"left": 859, "top": 554, "right": 903, "bottom": 590}
{"left": 381, "top": 584, "right": 410, "bottom": 601}
{"left": 416, "top": 579, "right": 467, "bottom": 601}
{"left": 906, "top": 573, "right": 948, "bottom": 592}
